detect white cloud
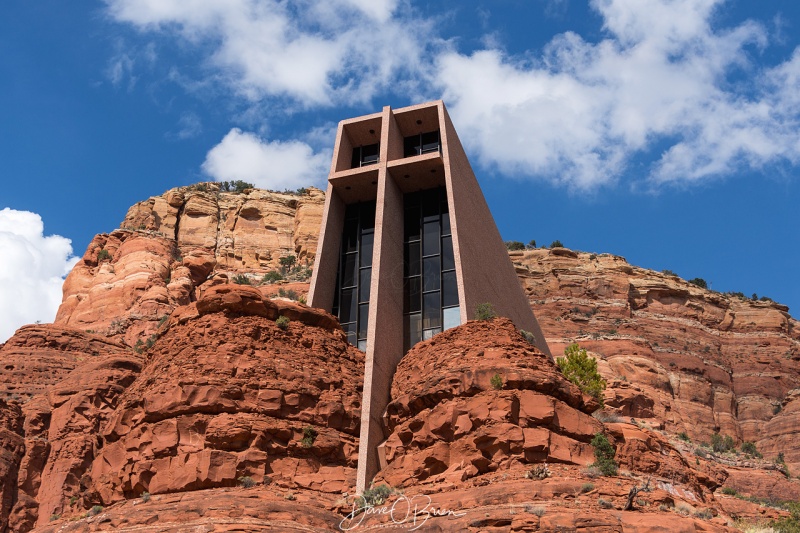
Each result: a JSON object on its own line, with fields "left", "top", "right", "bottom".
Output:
{"left": 104, "top": 0, "right": 435, "bottom": 106}
{"left": 0, "top": 209, "right": 78, "bottom": 343}
{"left": 436, "top": 0, "right": 800, "bottom": 189}
{"left": 202, "top": 128, "right": 330, "bottom": 190}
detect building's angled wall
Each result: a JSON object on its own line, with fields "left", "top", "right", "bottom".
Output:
{"left": 307, "top": 184, "right": 345, "bottom": 311}
{"left": 439, "top": 105, "right": 551, "bottom": 357}
{"left": 357, "top": 166, "right": 405, "bottom": 492}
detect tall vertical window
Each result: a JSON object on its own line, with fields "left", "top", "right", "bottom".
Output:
{"left": 332, "top": 202, "right": 375, "bottom": 351}
{"left": 403, "top": 130, "right": 440, "bottom": 158}
{"left": 351, "top": 143, "right": 380, "bottom": 168}
{"left": 403, "top": 187, "right": 460, "bottom": 352}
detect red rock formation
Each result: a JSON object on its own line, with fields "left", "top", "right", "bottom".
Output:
{"left": 5, "top": 187, "right": 800, "bottom": 532}
{"left": 516, "top": 248, "right": 800, "bottom": 471}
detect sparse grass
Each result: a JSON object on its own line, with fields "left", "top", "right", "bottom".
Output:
{"left": 598, "top": 498, "right": 613, "bottom": 509}
{"left": 238, "top": 476, "right": 256, "bottom": 488}
{"left": 722, "top": 487, "right": 738, "bottom": 496}
{"left": 694, "top": 508, "right": 713, "bottom": 519}
{"left": 676, "top": 503, "right": 692, "bottom": 516}
{"left": 360, "top": 484, "right": 392, "bottom": 506}
{"left": 88, "top": 505, "right": 103, "bottom": 517}
{"left": 581, "top": 482, "right": 595, "bottom": 493}
{"left": 526, "top": 505, "right": 546, "bottom": 516}
{"left": 97, "top": 249, "right": 111, "bottom": 262}
{"left": 678, "top": 432, "right": 691, "bottom": 442}
{"left": 49, "top": 514, "right": 60, "bottom": 522}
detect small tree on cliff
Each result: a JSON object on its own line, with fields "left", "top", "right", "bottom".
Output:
{"left": 556, "top": 343, "right": 606, "bottom": 405}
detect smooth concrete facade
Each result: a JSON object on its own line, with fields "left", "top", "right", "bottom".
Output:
{"left": 308, "top": 101, "right": 551, "bottom": 492}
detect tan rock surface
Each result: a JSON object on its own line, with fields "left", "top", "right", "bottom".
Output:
{"left": 516, "top": 248, "right": 800, "bottom": 471}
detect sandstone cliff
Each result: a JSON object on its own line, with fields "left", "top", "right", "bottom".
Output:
{"left": 2, "top": 184, "right": 800, "bottom": 532}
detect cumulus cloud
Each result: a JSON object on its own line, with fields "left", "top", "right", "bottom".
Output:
{"left": 104, "top": 0, "right": 436, "bottom": 106}
{"left": 437, "top": 0, "right": 800, "bottom": 189}
{"left": 202, "top": 128, "right": 330, "bottom": 190}
{"left": 0, "top": 209, "right": 78, "bottom": 343}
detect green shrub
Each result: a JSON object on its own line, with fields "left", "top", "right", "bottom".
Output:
{"left": 721, "top": 487, "right": 737, "bottom": 496}
{"left": 711, "top": 433, "right": 735, "bottom": 453}
{"left": 550, "top": 240, "right": 564, "bottom": 248}
{"left": 49, "top": 514, "right": 60, "bottom": 522}
{"left": 688, "top": 277, "right": 708, "bottom": 289}
{"left": 590, "top": 433, "right": 618, "bottom": 476}
{"left": 741, "top": 441, "right": 762, "bottom": 458}
{"left": 360, "top": 484, "right": 392, "bottom": 506}
{"left": 556, "top": 344, "right": 607, "bottom": 405}
{"left": 262, "top": 271, "right": 283, "bottom": 283}
{"left": 97, "top": 249, "right": 111, "bottom": 261}
{"left": 581, "top": 482, "right": 595, "bottom": 493}
{"left": 475, "top": 302, "right": 497, "bottom": 321}
{"left": 219, "top": 180, "right": 254, "bottom": 193}
{"left": 526, "top": 240, "right": 537, "bottom": 249}
{"left": 490, "top": 374, "right": 503, "bottom": 390}
{"left": 276, "top": 315, "right": 290, "bottom": 330}
{"left": 520, "top": 330, "right": 536, "bottom": 345}
{"left": 88, "top": 505, "right": 103, "bottom": 517}
{"left": 277, "top": 288, "right": 300, "bottom": 301}
{"left": 661, "top": 269, "right": 677, "bottom": 276}
{"left": 505, "top": 241, "right": 525, "bottom": 251}
{"left": 232, "top": 274, "right": 251, "bottom": 285}
{"left": 678, "top": 432, "right": 691, "bottom": 442}
{"left": 598, "top": 497, "right": 613, "bottom": 509}
{"left": 301, "top": 426, "right": 317, "bottom": 448}
{"left": 238, "top": 476, "right": 256, "bottom": 488}
{"left": 279, "top": 255, "right": 297, "bottom": 273}
{"left": 141, "top": 491, "right": 151, "bottom": 502}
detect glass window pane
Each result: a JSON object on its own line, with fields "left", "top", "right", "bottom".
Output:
{"left": 360, "top": 231, "right": 373, "bottom": 267}
{"left": 423, "top": 328, "right": 441, "bottom": 340}
{"left": 405, "top": 313, "right": 422, "bottom": 350}
{"left": 361, "top": 143, "right": 379, "bottom": 165}
{"left": 423, "top": 291, "right": 441, "bottom": 329}
{"left": 361, "top": 203, "right": 375, "bottom": 230}
{"left": 421, "top": 130, "right": 439, "bottom": 153}
{"left": 423, "top": 256, "right": 440, "bottom": 291}
{"left": 443, "top": 306, "right": 461, "bottom": 330}
{"left": 404, "top": 276, "right": 421, "bottom": 313}
{"left": 342, "top": 219, "right": 358, "bottom": 253}
{"left": 422, "top": 192, "right": 439, "bottom": 222}
{"left": 340, "top": 288, "right": 357, "bottom": 324}
{"left": 357, "top": 339, "right": 367, "bottom": 351}
{"left": 358, "top": 303, "right": 370, "bottom": 339}
{"left": 404, "top": 206, "right": 420, "bottom": 241}
{"left": 442, "top": 271, "right": 458, "bottom": 307}
{"left": 441, "top": 211, "right": 451, "bottom": 236}
{"left": 359, "top": 268, "right": 371, "bottom": 302}
{"left": 442, "top": 235, "right": 454, "bottom": 271}
{"left": 423, "top": 221, "right": 439, "bottom": 256}
{"left": 405, "top": 241, "right": 420, "bottom": 277}
{"left": 341, "top": 253, "right": 357, "bottom": 287}
{"left": 342, "top": 322, "right": 357, "bottom": 346}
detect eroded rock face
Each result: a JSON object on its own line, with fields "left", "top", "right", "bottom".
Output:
{"left": 0, "top": 400, "right": 23, "bottom": 532}
{"left": 378, "top": 318, "right": 602, "bottom": 487}
{"left": 88, "top": 285, "right": 364, "bottom": 505}
{"left": 515, "top": 248, "right": 800, "bottom": 470}
{"left": 2, "top": 330, "right": 137, "bottom": 532}
{"left": 53, "top": 185, "right": 323, "bottom": 346}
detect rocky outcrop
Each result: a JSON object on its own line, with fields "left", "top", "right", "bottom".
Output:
{"left": 53, "top": 185, "right": 323, "bottom": 346}
{"left": 0, "top": 400, "right": 23, "bottom": 532}
{"left": 88, "top": 285, "right": 363, "bottom": 506}
{"left": 515, "top": 248, "right": 800, "bottom": 471}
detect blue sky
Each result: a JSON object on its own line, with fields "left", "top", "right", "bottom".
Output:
{"left": 1, "top": 0, "right": 799, "bottom": 341}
